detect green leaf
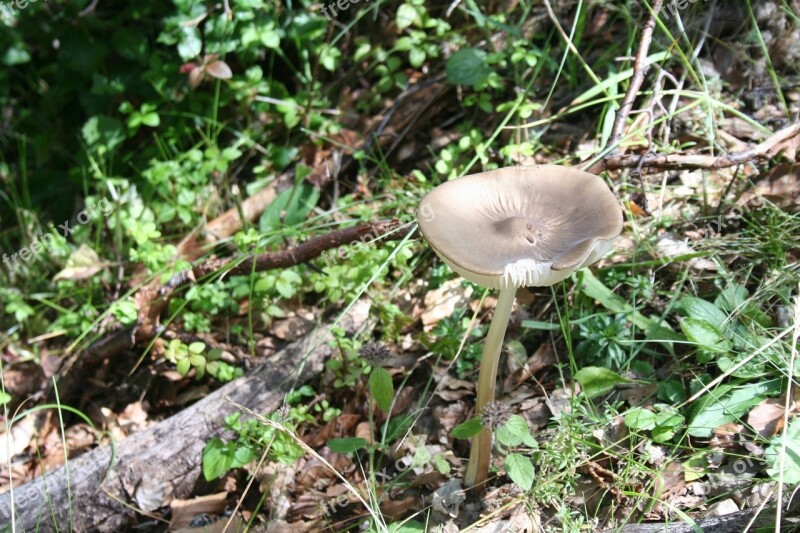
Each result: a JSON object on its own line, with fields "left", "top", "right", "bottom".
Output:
{"left": 680, "top": 317, "right": 732, "bottom": 355}
{"left": 504, "top": 453, "right": 534, "bottom": 491}
{"left": 3, "top": 42, "right": 31, "bottom": 66}
{"left": 389, "top": 520, "right": 426, "bottom": 533}
{"left": 683, "top": 454, "right": 708, "bottom": 482}
{"left": 327, "top": 437, "right": 367, "bottom": 454}
{"left": 624, "top": 407, "right": 657, "bottom": 431}
{"left": 679, "top": 297, "right": 728, "bottom": 326}
{"left": 451, "top": 417, "right": 483, "bottom": 439}
{"left": 259, "top": 182, "right": 320, "bottom": 232}
{"left": 82, "top": 115, "right": 126, "bottom": 154}
{"left": 202, "top": 438, "right": 233, "bottom": 480}
{"left": 432, "top": 453, "right": 451, "bottom": 475}
{"left": 176, "top": 358, "right": 191, "bottom": 376}
{"left": 658, "top": 380, "right": 687, "bottom": 403}
{"left": 275, "top": 278, "right": 295, "bottom": 299}
{"left": 409, "top": 48, "right": 426, "bottom": 68}
{"left": 766, "top": 418, "right": 800, "bottom": 483}
{"left": 395, "top": 4, "right": 419, "bottom": 30}
{"left": 497, "top": 415, "right": 537, "bottom": 447}
{"left": 0, "top": 391, "right": 11, "bottom": 406}
{"left": 231, "top": 444, "right": 258, "bottom": 469}
{"left": 369, "top": 367, "right": 394, "bottom": 413}
{"left": 652, "top": 410, "right": 685, "bottom": 442}
{"left": 412, "top": 445, "right": 430, "bottom": 467}
{"left": 520, "top": 320, "right": 562, "bottom": 331}
{"left": 446, "top": 48, "right": 491, "bottom": 87}
{"left": 188, "top": 341, "right": 206, "bottom": 354}
{"left": 688, "top": 380, "right": 781, "bottom": 437}
{"left": 189, "top": 354, "right": 206, "bottom": 368}
{"left": 178, "top": 26, "right": 202, "bottom": 60}
{"left": 385, "top": 415, "right": 414, "bottom": 442}
{"left": 575, "top": 367, "right": 631, "bottom": 399}
{"left": 140, "top": 112, "right": 160, "bottom": 127}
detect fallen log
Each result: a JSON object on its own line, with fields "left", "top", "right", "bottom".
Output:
{"left": 0, "top": 301, "right": 371, "bottom": 532}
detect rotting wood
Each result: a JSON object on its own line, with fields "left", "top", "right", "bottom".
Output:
{"left": 0, "top": 301, "right": 371, "bottom": 532}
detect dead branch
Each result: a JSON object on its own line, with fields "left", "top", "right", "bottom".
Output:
{"left": 606, "top": 0, "right": 663, "bottom": 155}
{"left": 79, "top": 219, "right": 412, "bottom": 369}
{"left": 594, "top": 121, "right": 800, "bottom": 172}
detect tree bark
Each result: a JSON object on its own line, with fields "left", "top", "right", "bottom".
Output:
{"left": 0, "top": 302, "right": 370, "bottom": 532}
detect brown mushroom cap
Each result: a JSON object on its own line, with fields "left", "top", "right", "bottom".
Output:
{"left": 417, "top": 165, "right": 623, "bottom": 289}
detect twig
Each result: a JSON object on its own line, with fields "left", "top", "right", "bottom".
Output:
{"left": 596, "top": 122, "right": 800, "bottom": 172}
{"left": 196, "top": 219, "right": 411, "bottom": 279}
{"left": 80, "top": 219, "right": 413, "bottom": 367}
{"left": 606, "top": 0, "right": 664, "bottom": 156}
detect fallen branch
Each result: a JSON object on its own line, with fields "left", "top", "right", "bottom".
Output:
{"left": 78, "top": 218, "right": 411, "bottom": 369}
{"left": 591, "top": 122, "right": 800, "bottom": 172}
{"left": 0, "top": 302, "right": 371, "bottom": 532}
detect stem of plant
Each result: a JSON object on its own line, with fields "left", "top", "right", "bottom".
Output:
{"left": 464, "top": 285, "right": 517, "bottom": 489}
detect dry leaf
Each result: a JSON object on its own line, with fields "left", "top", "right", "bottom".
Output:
{"left": 64, "top": 423, "right": 95, "bottom": 453}
{"left": 747, "top": 396, "right": 789, "bottom": 438}
{"left": 2, "top": 362, "right": 45, "bottom": 398}
{"left": 118, "top": 401, "right": 149, "bottom": 435}
{"left": 206, "top": 60, "right": 232, "bottom": 80}
{"left": 619, "top": 383, "right": 658, "bottom": 406}
{"left": 380, "top": 494, "right": 420, "bottom": 520}
{"left": 135, "top": 479, "right": 172, "bottom": 513}
{"left": 656, "top": 235, "right": 718, "bottom": 271}
{"left": 169, "top": 492, "right": 228, "bottom": 530}
{"left": 0, "top": 413, "right": 37, "bottom": 462}
{"left": 272, "top": 315, "right": 314, "bottom": 341}
{"left": 53, "top": 244, "right": 108, "bottom": 281}
{"left": 188, "top": 66, "right": 205, "bottom": 89}
{"left": 355, "top": 421, "right": 373, "bottom": 444}
{"left": 421, "top": 279, "right": 473, "bottom": 328}
{"left": 503, "top": 342, "right": 556, "bottom": 390}
{"left": 710, "top": 423, "right": 743, "bottom": 448}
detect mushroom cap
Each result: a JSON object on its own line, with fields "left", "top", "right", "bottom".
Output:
{"left": 416, "top": 165, "right": 623, "bottom": 289}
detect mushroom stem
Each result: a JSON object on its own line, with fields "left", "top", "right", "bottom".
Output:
{"left": 464, "top": 284, "right": 517, "bottom": 488}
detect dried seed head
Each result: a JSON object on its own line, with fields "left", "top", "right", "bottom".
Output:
{"left": 358, "top": 342, "right": 392, "bottom": 366}
{"left": 481, "top": 401, "right": 512, "bottom": 431}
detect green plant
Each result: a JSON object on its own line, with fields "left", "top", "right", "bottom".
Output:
{"left": 424, "top": 308, "right": 486, "bottom": 379}
{"left": 164, "top": 339, "right": 242, "bottom": 381}
{"left": 452, "top": 409, "right": 538, "bottom": 492}
{"left": 360, "top": 341, "right": 395, "bottom": 413}
{"left": 624, "top": 404, "right": 685, "bottom": 443}
{"left": 326, "top": 329, "right": 370, "bottom": 389}
{"left": 202, "top": 410, "right": 305, "bottom": 481}
{"left": 574, "top": 312, "right": 631, "bottom": 369}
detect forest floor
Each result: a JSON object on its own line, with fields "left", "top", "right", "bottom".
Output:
{"left": 1, "top": 0, "right": 800, "bottom": 531}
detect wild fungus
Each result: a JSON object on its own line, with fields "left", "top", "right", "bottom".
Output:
{"left": 416, "top": 165, "right": 622, "bottom": 488}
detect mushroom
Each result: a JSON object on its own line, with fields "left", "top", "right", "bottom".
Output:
{"left": 416, "top": 165, "right": 623, "bottom": 488}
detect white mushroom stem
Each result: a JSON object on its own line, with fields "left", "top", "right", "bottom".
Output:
{"left": 464, "top": 284, "right": 517, "bottom": 488}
